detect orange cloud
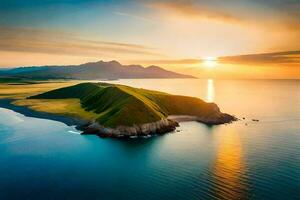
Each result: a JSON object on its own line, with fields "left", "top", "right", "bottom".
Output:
{"left": 128, "top": 58, "right": 201, "bottom": 65}
{"left": 146, "top": 0, "right": 241, "bottom": 23}
{"left": 219, "top": 51, "right": 300, "bottom": 66}
{"left": 128, "top": 51, "right": 300, "bottom": 67}
{"left": 0, "top": 26, "right": 161, "bottom": 58}
{"left": 144, "top": 0, "right": 300, "bottom": 33}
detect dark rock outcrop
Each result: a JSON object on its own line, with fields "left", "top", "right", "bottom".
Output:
{"left": 79, "top": 119, "right": 179, "bottom": 138}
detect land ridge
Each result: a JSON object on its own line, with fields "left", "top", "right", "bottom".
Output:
{"left": 27, "top": 82, "right": 236, "bottom": 138}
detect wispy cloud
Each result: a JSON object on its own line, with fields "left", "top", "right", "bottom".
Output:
{"left": 145, "top": 0, "right": 241, "bottom": 23}
{"left": 261, "top": 0, "right": 300, "bottom": 30}
{"left": 143, "top": 0, "right": 300, "bottom": 31}
{"left": 113, "top": 11, "right": 154, "bottom": 23}
{"left": 131, "top": 51, "right": 300, "bottom": 67}
{"left": 129, "top": 58, "right": 201, "bottom": 65}
{"left": 0, "top": 26, "right": 161, "bottom": 57}
{"left": 219, "top": 51, "right": 300, "bottom": 66}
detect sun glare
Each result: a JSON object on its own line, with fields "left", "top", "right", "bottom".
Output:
{"left": 203, "top": 57, "right": 218, "bottom": 68}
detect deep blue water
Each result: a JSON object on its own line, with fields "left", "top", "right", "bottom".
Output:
{"left": 0, "top": 79, "right": 299, "bottom": 200}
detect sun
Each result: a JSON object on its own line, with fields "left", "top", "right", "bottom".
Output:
{"left": 203, "top": 57, "right": 218, "bottom": 68}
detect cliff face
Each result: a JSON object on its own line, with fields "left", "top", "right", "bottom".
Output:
{"left": 79, "top": 119, "right": 179, "bottom": 138}
{"left": 78, "top": 102, "right": 235, "bottom": 138}
{"left": 193, "top": 103, "right": 236, "bottom": 125}
{"left": 30, "top": 82, "right": 236, "bottom": 137}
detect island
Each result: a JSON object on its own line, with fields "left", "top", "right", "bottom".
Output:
{"left": 19, "top": 82, "right": 236, "bottom": 138}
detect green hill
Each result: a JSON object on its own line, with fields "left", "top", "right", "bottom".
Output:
{"left": 29, "top": 82, "right": 234, "bottom": 128}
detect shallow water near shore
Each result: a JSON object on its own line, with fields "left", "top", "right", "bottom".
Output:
{"left": 0, "top": 79, "right": 299, "bottom": 199}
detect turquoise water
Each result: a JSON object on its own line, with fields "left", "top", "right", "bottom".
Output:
{"left": 0, "top": 79, "right": 299, "bottom": 199}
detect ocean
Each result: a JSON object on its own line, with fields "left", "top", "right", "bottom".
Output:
{"left": 0, "top": 79, "right": 299, "bottom": 199}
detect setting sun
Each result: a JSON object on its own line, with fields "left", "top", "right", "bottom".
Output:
{"left": 203, "top": 57, "right": 218, "bottom": 68}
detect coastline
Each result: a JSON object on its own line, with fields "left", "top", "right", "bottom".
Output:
{"left": 0, "top": 99, "right": 179, "bottom": 138}
{"left": 0, "top": 99, "right": 86, "bottom": 127}
{"left": 0, "top": 99, "right": 236, "bottom": 138}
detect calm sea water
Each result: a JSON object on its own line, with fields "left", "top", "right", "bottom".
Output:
{"left": 0, "top": 79, "right": 299, "bottom": 200}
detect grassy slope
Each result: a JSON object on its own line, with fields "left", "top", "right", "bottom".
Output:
{"left": 13, "top": 99, "right": 98, "bottom": 121}
{"left": 0, "top": 80, "right": 95, "bottom": 121}
{"left": 0, "top": 81, "right": 82, "bottom": 99}
{"left": 29, "top": 82, "right": 222, "bottom": 128}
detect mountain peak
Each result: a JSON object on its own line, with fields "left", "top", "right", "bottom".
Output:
{"left": 107, "top": 60, "right": 121, "bottom": 65}
{"left": 146, "top": 65, "right": 161, "bottom": 70}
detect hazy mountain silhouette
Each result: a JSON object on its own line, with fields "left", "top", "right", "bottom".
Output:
{"left": 0, "top": 60, "right": 195, "bottom": 79}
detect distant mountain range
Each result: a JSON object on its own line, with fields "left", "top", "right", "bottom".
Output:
{"left": 0, "top": 60, "right": 194, "bottom": 80}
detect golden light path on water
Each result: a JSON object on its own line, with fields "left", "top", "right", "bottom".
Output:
{"left": 211, "top": 129, "right": 247, "bottom": 200}
{"left": 205, "top": 78, "right": 248, "bottom": 199}
{"left": 206, "top": 79, "right": 215, "bottom": 102}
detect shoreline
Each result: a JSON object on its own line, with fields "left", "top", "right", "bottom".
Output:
{"left": 0, "top": 99, "right": 236, "bottom": 138}
{"left": 0, "top": 99, "right": 180, "bottom": 138}
{"left": 0, "top": 99, "right": 86, "bottom": 127}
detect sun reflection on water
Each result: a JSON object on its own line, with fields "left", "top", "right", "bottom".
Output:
{"left": 206, "top": 79, "right": 215, "bottom": 102}
{"left": 210, "top": 129, "right": 248, "bottom": 199}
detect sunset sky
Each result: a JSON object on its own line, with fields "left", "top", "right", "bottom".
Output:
{"left": 0, "top": 0, "right": 299, "bottom": 79}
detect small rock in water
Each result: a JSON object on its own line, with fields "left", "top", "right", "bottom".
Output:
{"left": 242, "top": 117, "right": 245, "bottom": 120}
{"left": 252, "top": 119, "right": 259, "bottom": 122}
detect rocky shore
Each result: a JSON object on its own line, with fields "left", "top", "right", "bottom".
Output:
{"left": 78, "top": 118, "right": 180, "bottom": 138}
{"left": 78, "top": 112, "right": 236, "bottom": 138}
{"left": 168, "top": 113, "right": 236, "bottom": 125}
